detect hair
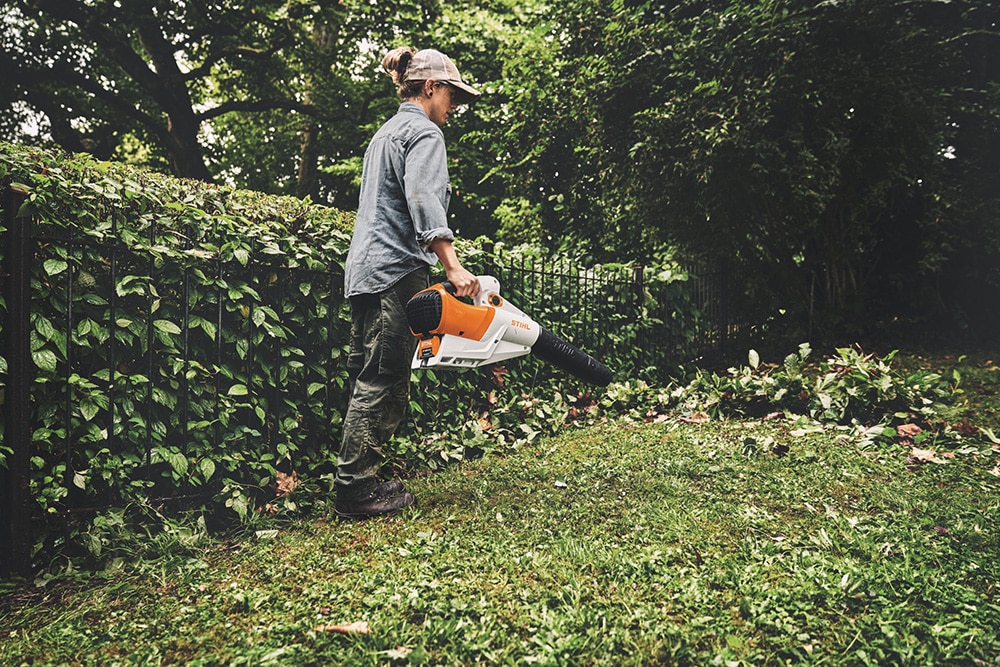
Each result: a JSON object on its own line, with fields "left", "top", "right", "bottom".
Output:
{"left": 382, "top": 46, "right": 424, "bottom": 100}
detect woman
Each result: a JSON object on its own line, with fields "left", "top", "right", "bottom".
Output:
{"left": 335, "top": 47, "right": 481, "bottom": 519}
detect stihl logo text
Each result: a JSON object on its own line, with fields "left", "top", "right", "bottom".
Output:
{"left": 511, "top": 319, "right": 530, "bottom": 330}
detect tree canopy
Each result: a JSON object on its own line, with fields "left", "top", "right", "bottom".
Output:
{"left": 3, "top": 0, "right": 998, "bottom": 341}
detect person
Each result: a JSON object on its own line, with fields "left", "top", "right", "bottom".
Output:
{"left": 334, "top": 46, "right": 482, "bottom": 519}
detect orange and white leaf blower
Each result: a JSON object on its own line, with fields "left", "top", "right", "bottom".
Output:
{"left": 405, "top": 275, "right": 613, "bottom": 387}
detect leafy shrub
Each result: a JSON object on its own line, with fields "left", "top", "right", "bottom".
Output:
{"left": 597, "top": 344, "right": 960, "bottom": 427}
{"left": 1, "top": 143, "right": 357, "bottom": 561}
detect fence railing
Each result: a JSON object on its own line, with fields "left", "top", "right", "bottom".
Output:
{"left": 1, "top": 187, "right": 748, "bottom": 576}
{"left": 478, "top": 247, "right": 740, "bottom": 373}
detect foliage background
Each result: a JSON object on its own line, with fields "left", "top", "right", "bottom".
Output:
{"left": 2, "top": 0, "right": 998, "bottom": 342}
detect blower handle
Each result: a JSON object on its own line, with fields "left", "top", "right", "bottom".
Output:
{"left": 433, "top": 276, "right": 501, "bottom": 307}
{"left": 436, "top": 280, "right": 458, "bottom": 294}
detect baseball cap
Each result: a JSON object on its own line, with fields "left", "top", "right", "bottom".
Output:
{"left": 405, "top": 49, "right": 481, "bottom": 103}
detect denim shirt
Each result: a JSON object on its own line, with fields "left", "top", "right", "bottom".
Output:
{"left": 344, "top": 102, "right": 456, "bottom": 297}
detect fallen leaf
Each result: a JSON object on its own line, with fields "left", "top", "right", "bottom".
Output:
{"left": 897, "top": 424, "right": 922, "bottom": 438}
{"left": 681, "top": 411, "right": 711, "bottom": 424}
{"left": 275, "top": 470, "right": 299, "bottom": 497}
{"left": 908, "top": 447, "right": 946, "bottom": 464}
{"left": 764, "top": 411, "right": 784, "bottom": 421}
{"left": 490, "top": 365, "right": 509, "bottom": 387}
{"left": 387, "top": 647, "right": 413, "bottom": 659}
{"left": 314, "top": 621, "right": 372, "bottom": 635}
{"left": 477, "top": 414, "right": 492, "bottom": 431}
{"left": 954, "top": 419, "right": 978, "bottom": 436}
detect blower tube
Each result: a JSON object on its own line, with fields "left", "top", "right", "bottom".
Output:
{"left": 531, "top": 326, "right": 613, "bottom": 387}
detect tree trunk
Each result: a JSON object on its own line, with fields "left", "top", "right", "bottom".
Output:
{"left": 295, "top": 119, "right": 321, "bottom": 200}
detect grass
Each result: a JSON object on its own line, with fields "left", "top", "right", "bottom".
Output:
{"left": 3, "top": 355, "right": 1000, "bottom": 666}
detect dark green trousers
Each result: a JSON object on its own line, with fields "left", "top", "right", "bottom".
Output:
{"left": 336, "top": 268, "right": 428, "bottom": 498}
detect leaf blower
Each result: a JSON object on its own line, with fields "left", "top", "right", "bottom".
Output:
{"left": 405, "top": 275, "right": 613, "bottom": 387}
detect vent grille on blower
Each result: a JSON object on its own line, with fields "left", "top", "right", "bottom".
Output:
{"left": 405, "top": 290, "right": 443, "bottom": 336}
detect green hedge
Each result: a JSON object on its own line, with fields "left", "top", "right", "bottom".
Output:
{"left": 1, "top": 144, "right": 362, "bottom": 546}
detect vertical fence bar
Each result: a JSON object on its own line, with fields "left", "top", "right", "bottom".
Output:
{"left": 145, "top": 219, "right": 156, "bottom": 478}
{"left": 215, "top": 248, "right": 224, "bottom": 451}
{"left": 182, "top": 256, "right": 192, "bottom": 462}
{"left": 721, "top": 259, "right": 731, "bottom": 358}
{"left": 246, "top": 239, "right": 256, "bottom": 449}
{"left": 2, "top": 187, "right": 33, "bottom": 577}
{"left": 63, "top": 228, "right": 75, "bottom": 548}
{"left": 108, "top": 213, "right": 118, "bottom": 455}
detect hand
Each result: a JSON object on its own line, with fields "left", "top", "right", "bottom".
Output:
{"left": 446, "top": 267, "right": 480, "bottom": 297}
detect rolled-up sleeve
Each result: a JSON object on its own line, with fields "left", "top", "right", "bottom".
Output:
{"left": 405, "top": 130, "right": 455, "bottom": 250}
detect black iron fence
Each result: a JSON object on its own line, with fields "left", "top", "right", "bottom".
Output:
{"left": 479, "top": 247, "right": 742, "bottom": 373}
{"left": 1, "top": 186, "right": 750, "bottom": 576}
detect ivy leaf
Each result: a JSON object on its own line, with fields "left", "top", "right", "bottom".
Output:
{"left": 168, "top": 451, "right": 188, "bottom": 477}
{"left": 35, "top": 316, "right": 57, "bottom": 341}
{"left": 73, "top": 471, "right": 87, "bottom": 489}
{"left": 228, "top": 384, "right": 249, "bottom": 396}
{"left": 80, "top": 400, "right": 100, "bottom": 422}
{"left": 44, "top": 259, "right": 69, "bottom": 276}
{"left": 198, "top": 458, "right": 216, "bottom": 482}
{"left": 33, "top": 349, "right": 59, "bottom": 373}
{"left": 199, "top": 319, "right": 218, "bottom": 340}
{"left": 154, "top": 319, "right": 182, "bottom": 335}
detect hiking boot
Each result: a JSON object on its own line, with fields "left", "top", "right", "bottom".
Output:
{"left": 335, "top": 489, "right": 416, "bottom": 520}
{"left": 376, "top": 479, "right": 405, "bottom": 496}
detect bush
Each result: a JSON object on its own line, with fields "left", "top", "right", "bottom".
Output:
{"left": 2, "top": 143, "right": 356, "bottom": 561}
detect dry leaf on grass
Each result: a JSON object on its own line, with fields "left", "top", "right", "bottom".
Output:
{"left": 314, "top": 621, "right": 372, "bottom": 635}
{"left": 908, "top": 447, "right": 946, "bottom": 464}
{"left": 275, "top": 470, "right": 299, "bottom": 497}
{"left": 680, "top": 411, "right": 710, "bottom": 424}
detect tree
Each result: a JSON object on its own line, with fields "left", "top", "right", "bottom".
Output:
{"left": 0, "top": 0, "right": 524, "bottom": 231}
{"left": 0, "top": 0, "right": 438, "bottom": 191}
{"left": 489, "top": 0, "right": 1000, "bottom": 338}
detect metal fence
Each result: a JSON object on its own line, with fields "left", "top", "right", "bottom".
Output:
{"left": 1, "top": 188, "right": 747, "bottom": 576}
{"left": 478, "top": 247, "right": 740, "bottom": 373}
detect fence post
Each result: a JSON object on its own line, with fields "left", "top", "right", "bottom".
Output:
{"left": 2, "top": 186, "right": 33, "bottom": 577}
{"left": 720, "top": 258, "right": 731, "bottom": 359}
{"left": 633, "top": 264, "right": 645, "bottom": 370}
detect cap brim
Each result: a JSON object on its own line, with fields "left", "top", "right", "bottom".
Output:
{"left": 449, "top": 80, "right": 480, "bottom": 105}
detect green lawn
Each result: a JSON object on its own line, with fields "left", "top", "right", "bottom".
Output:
{"left": 3, "top": 354, "right": 1000, "bottom": 666}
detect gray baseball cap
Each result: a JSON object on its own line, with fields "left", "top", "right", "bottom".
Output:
{"left": 405, "top": 49, "right": 481, "bottom": 103}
